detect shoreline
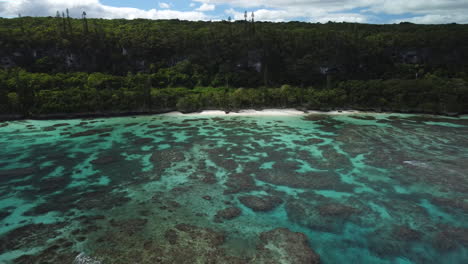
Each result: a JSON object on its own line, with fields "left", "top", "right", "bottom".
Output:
{"left": 0, "top": 108, "right": 465, "bottom": 122}
{"left": 162, "top": 109, "right": 390, "bottom": 116}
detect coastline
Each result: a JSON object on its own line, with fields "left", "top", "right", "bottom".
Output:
{"left": 162, "top": 109, "right": 391, "bottom": 116}
{"left": 0, "top": 107, "right": 466, "bottom": 122}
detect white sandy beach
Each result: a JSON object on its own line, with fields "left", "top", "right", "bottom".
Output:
{"left": 163, "top": 109, "right": 366, "bottom": 116}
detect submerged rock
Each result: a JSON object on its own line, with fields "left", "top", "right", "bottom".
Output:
{"left": 303, "top": 114, "right": 331, "bottom": 122}
{"left": 0, "top": 207, "right": 14, "bottom": 221}
{"left": 124, "top": 123, "right": 138, "bottom": 127}
{"left": 201, "top": 172, "right": 217, "bottom": 184}
{"left": 37, "top": 176, "right": 72, "bottom": 194}
{"left": 182, "top": 118, "right": 209, "bottom": 123}
{"left": 392, "top": 226, "right": 422, "bottom": 241}
{"left": 96, "top": 223, "right": 233, "bottom": 262}
{"left": 109, "top": 218, "right": 148, "bottom": 235}
{"left": 214, "top": 207, "right": 242, "bottom": 222}
{"left": 164, "top": 229, "right": 179, "bottom": 245}
{"left": 43, "top": 126, "right": 57, "bottom": 131}
{"left": 318, "top": 144, "right": 352, "bottom": 168}
{"left": 133, "top": 137, "right": 153, "bottom": 145}
{"left": 238, "top": 195, "right": 283, "bottom": 212}
{"left": 293, "top": 138, "right": 325, "bottom": 146}
{"left": 0, "top": 222, "right": 66, "bottom": 252}
{"left": 317, "top": 203, "right": 360, "bottom": 217}
{"left": 121, "top": 224, "right": 249, "bottom": 264}
{"left": 432, "top": 225, "right": 468, "bottom": 252}
{"left": 69, "top": 128, "right": 113, "bottom": 138}
{"left": 91, "top": 155, "right": 121, "bottom": 165}
{"left": 256, "top": 228, "right": 320, "bottom": 264}
{"left": 0, "top": 167, "right": 36, "bottom": 181}
{"left": 150, "top": 148, "right": 185, "bottom": 171}
{"left": 224, "top": 173, "right": 258, "bottom": 194}
{"left": 256, "top": 167, "right": 352, "bottom": 192}
{"left": 286, "top": 200, "right": 360, "bottom": 233}
{"left": 367, "top": 224, "right": 427, "bottom": 261}
{"left": 430, "top": 197, "right": 468, "bottom": 214}
{"left": 15, "top": 246, "right": 77, "bottom": 264}
{"left": 349, "top": 115, "right": 376, "bottom": 120}
{"left": 202, "top": 195, "right": 212, "bottom": 201}
{"left": 75, "top": 190, "right": 130, "bottom": 210}
{"left": 53, "top": 123, "right": 70, "bottom": 127}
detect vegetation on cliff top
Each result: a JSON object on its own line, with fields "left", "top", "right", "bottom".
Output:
{"left": 0, "top": 17, "right": 467, "bottom": 116}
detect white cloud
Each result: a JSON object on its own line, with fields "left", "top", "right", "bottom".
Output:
{"left": 393, "top": 13, "right": 468, "bottom": 24}
{"left": 159, "top": 2, "right": 170, "bottom": 9}
{"left": 200, "top": 0, "right": 468, "bottom": 23}
{"left": 367, "top": 0, "right": 468, "bottom": 15}
{"left": 0, "top": 0, "right": 208, "bottom": 20}
{"left": 314, "top": 13, "right": 369, "bottom": 24}
{"left": 196, "top": 3, "right": 215, "bottom": 12}
{"left": 1, "top": 0, "right": 468, "bottom": 23}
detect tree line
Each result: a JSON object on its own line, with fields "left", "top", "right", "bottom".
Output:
{"left": 1, "top": 69, "right": 466, "bottom": 115}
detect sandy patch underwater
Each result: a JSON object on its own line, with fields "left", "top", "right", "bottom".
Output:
{"left": 0, "top": 112, "right": 468, "bottom": 263}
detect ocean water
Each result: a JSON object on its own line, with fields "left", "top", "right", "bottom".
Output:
{"left": 0, "top": 112, "right": 467, "bottom": 263}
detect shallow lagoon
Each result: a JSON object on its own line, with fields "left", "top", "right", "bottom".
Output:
{"left": 1, "top": 112, "right": 468, "bottom": 263}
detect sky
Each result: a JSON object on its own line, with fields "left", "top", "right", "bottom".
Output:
{"left": 1, "top": 0, "right": 468, "bottom": 24}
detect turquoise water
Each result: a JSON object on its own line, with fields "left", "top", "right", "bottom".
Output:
{"left": 0, "top": 113, "right": 468, "bottom": 263}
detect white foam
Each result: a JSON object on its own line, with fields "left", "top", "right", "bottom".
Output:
{"left": 403, "top": 160, "right": 429, "bottom": 168}
{"left": 73, "top": 253, "right": 101, "bottom": 264}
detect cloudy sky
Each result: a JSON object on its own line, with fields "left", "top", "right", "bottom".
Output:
{"left": 1, "top": 0, "right": 467, "bottom": 24}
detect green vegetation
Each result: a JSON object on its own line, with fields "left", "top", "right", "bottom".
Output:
{"left": 0, "top": 17, "right": 468, "bottom": 116}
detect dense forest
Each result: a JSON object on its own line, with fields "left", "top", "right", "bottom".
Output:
{"left": 0, "top": 16, "right": 468, "bottom": 117}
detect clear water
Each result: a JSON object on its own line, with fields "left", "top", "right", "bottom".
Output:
{"left": 0, "top": 113, "right": 467, "bottom": 263}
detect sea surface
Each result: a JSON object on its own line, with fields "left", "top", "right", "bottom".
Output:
{"left": 0, "top": 112, "right": 467, "bottom": 263}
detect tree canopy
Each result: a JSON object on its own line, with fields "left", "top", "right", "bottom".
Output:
{"left": 0, "top": 17, "right": 467, "bottom": 116}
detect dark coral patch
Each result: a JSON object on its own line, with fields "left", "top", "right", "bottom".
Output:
{"left": 256, "top": 167, "right": 352, "bottom": 192}
{"left": 256, "top": 228, "right": 320, "bottom": 264}
{"left": 109, "top": 218, "right": 148, "bottom": 235}
{"left": 391, "top": 226, "right": 422, "bottom": 241}
{"left": 432, "top": 225, "right": 468, "bottom": 252}
{"left": 13, "top": 246, "right": 77, "bottom": 264}
{"left": 125, "top": 123, "right": 139, "bottom": 127}
{"left": 150, "top": 148, "right": 185, "bottom": 173}
{"left": 53, "top": 123, "right": 70, "bottom": 127}
{"left": 214, "top": 207, "right": 242, "bottom": 222}
{"left": 0, "top": 207, "right": 14, "bottom": 221}
{"left": 91, "top": 155, "right": 121, "bottom": 165}
{"left": 69, "top": 128, "right": 113, "bottom": 138}
{"left": 238, "top": 195, "right": 283, "bottom": 212}
{"left": 430, "top": 197, "right": 468, "bottom": 214}
{"left": 286, "top": 200, "right": 360, "bottom": 233}
{"left": 303, "top": 114, "right": 332, "bottom": 122}
{"left": 317, "top": 203, "right": 360, "bottom": 217}
{"left": 224, "top": 173, "right": 258, "bottom": 194}
{"left": 0, "top": 167, "right": 37, "bottom": 182}
{"left": 43, "top": 126, "right": 56, "bottom": 131}
{"left": 0, "top": 222, "right": 66, "bottom": 253}
{"left": 74, "top": 190, "right": 131, "bottom": 210}
{"left": 133, "top": 137, "right": 153, "bottom": 145}
{"left": 349, "top": 115, "right": 376, "bottom": 120}
{"left": 36, "top": 176, "right": 72, "bottom": 194}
